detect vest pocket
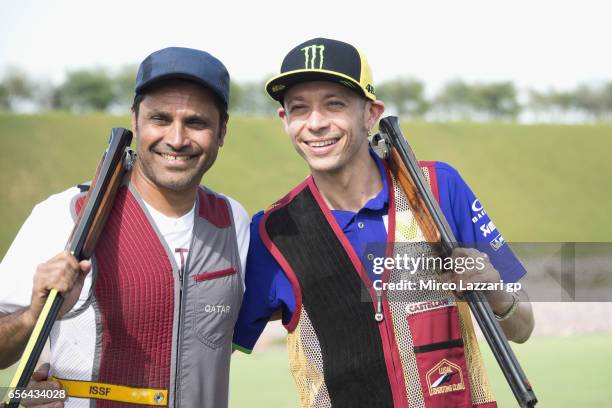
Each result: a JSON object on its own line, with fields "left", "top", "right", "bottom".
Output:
{"left": 407, "top": 305, "right": 473, "bottom": 408}
{"left": 192, "top": 266, "right": 236, "bottom": 281}
{"left": 193, "top": 267, "right": 241, "bottom": 349}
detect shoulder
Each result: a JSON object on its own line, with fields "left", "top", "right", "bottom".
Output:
{"left": 31, "top": 186, "right": 83, "bottom": 221}
{"left": 420, "top": 160, "right": 462, "bottom": 179}
{"left": 251, "top": 210, "right": 265, "bottom": 231}
{"left": 0, "top": 186, "right": 82, "bottom": 312}
{"left": 222, "top": 194, "right": 250, "bottom": 230}
{"left": 196, "top": 186, "right": 249, "bottom": 229}
{"left": 423, "top": 161, "right": 472, "bottom": 194}
{"left": 261, "top": 178, "right": 311, "bottom": 216}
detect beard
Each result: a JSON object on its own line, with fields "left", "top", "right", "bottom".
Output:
{"left": 135, "top": 143, "right": 218, "bottom": 193}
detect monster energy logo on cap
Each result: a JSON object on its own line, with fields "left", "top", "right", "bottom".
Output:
{"left": 301, "top": 45, "right": 325, "bottom": 69}
{"left": 266, "top": 37, "right": 376, "bottom": 102}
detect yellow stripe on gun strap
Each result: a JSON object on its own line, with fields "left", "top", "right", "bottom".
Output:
{"left": 52, "top": 378, "right": 168, "bottom": 406}
{"left": 5, "top": 289, "right": 60, "bottom": 397}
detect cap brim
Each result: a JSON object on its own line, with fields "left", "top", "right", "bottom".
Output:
{"left": 265, "top": 69, "right": 373, "bottom": 102}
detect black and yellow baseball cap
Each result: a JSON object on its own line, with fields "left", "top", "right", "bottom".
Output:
{"left": 265, "top": 38, "right": 376, "bottom": 102}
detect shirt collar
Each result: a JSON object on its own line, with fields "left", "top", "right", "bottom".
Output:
{"left": 362, "top": 147, "right": 389, "bottom": 212}
{"left": 331, "top": 147, "right": 389, "bottom": 227}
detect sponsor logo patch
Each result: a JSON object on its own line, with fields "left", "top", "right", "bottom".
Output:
{"left": 406, "top": 298, "right": 452, "bottom": 315}
{"left": 480, "top": 220, "right": 496, "bottom": 237}
{"left": 490, "top": 233, "right": 506, "bottom": 251}
{"left": 471, "top": 199, "right": 487, "bottom": 224}
{"left": 426, "top": 359, "right": 466, "bottom": 396}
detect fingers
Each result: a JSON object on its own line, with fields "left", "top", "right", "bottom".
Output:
{"left": 31, "top": 251, "right": 92, "bottom": 319}
{"left": 20, "top": 383, "right": 66, "bottom": 406}
{"left": 27, "top": 403, "right": 64, "bottom": 408}
{"left": 79, "top": 259, "right": 92, "bottom": 274}
{"left": 34, "top": 251, "right": 81, "bottom": 294}
{"left": 31, "top": 363, "right": 50, "bottom": 382}
{"left": 22, "top": 376, "right": 66, "bottom": 407}
{"left": 447, "top": 248, "right": 492, "bottom": 292}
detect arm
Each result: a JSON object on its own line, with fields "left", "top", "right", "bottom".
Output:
{"left": 232, "top": 212, "right": 289, "bottom": 353}
{"left": 498, "top": 290, "right": 533, "bottom": 343}
{"left": 0, "top": 309, "right": 36, "bottom": 369}
{"left": 0, "top": 251, "right": 91, "bottom": 369}
{"left": 447, "top": 247, "right": 534, "bottom": 343}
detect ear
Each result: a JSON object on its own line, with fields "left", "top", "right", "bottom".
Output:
{"left": 218, "top": 118, "right": 228, "bottom": 147}
{"left": 365, "top": 99, "right": 385, "bottom": 131}
{"left": 278, "top": 106, "right": 290, "bottom": 133}
{"left": 130, "top": 109, "right": 137, "bottom": 134}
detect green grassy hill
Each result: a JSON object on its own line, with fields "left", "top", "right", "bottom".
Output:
{"left": 1, "top": 113, "right": 611, "bottom": 406}
{"left": 2, "top": 113, "right": 611, "bottom": 256}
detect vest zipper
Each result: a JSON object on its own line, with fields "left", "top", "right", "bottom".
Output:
{"left": 173, "top": 240, "right": 192, "bottom": 406}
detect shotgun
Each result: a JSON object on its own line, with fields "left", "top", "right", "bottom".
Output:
{"left": 372, "top": 116, "right": 537, "bottom": 408}
{"left": 2, "top": 128, "right": 133, "bottom": 408}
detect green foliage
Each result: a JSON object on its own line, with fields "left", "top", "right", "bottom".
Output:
{"left": 435, "top": 80, "right": 520, "bottom": 120}
{"left": 471, "top": 81, "right": 520, "bottom": 119}
{"left": 2, "top": 65, "right": 612, "bottom": 121}
{"left": 56, "top": 68, "right": 115, "bottom": 111}
{"left": 0, "top": 84, "right": 8, "bottom": 110}
{"left": 112, "top": 65, "right": 138, "bottom": 109}
{"left": 229, "top": 79, "right": 278, "bottom": 116}
{"left": 0, "top": 67, "right": 34, "bottom": 110}
{"left": 2, "top": 67, "right": 33, "bottom": 100}
{"left": 376, "top": 77, "right": 428, "bottom": 117}
{"left": 434, "top": 79, "right": 474, "bottom": 119}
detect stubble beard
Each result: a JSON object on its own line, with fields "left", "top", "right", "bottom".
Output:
{"left": 136, "top": 147, "right": 215, "bottom": 193}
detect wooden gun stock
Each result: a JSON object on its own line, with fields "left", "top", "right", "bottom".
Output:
{"left": 373, "top": 116, "right": 537, "bottom": 408}
{"left": 2, "top": 128, "right": 133, "bottom": 408}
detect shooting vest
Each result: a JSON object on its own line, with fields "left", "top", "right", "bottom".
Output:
{"left": 260, "top": 163, "right": 497, "bottom": 408}
{"left": 51, "top": 183, "right": 243, "bottom": 408}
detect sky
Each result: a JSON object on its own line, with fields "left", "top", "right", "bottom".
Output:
{"left": 1, "top": 0, "right": 611, "bottom": 93}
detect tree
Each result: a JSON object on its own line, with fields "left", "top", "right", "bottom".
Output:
{"left": 113, "top": 65, "right": 138, "bottom": 110}
{"left": 0, "top": 84, "right": 9, "bottom": 110}
{"left": 229, "top": 79, "right": 277, "bottom": 116}
{"left": 603, "top": 82, "right": 612, "bottom": 121}
{"left": 56, "top": 68, "right": 115, "bottom": 111}
{"left": 376, "top": 78, "right": 428, "bottom": 118}
{"left": 472, "top": 82, "right": 520, "bottom": 120}
{"left": 434, "top": 79, "right": 474, "bottom": 120}
{"left": 1, "top": 67, "right": 34, "bottom": 110}
{"left": 229, "top": 80, "right": 244, "bottom": 112}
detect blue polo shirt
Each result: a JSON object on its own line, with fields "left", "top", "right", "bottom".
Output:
{"left": 233, "top": 153, "right": 526, "bottom": 352}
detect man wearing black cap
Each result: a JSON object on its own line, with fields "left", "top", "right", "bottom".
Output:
{"left": 233, "top": 38, "right": 533, "bottom": 407}
{"left": 0, "top": 47, "right": 249, "bottom": 407}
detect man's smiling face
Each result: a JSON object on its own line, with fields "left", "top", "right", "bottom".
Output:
{"left": 279, "top": 81, "right": 373, "bottom": 175}
{"left": 132, "top": 79, "right": 226, "bottom": 193}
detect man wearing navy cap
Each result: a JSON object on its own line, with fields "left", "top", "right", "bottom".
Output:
{"left": 0, "top": 47, "right": 249, "bottom": 407}
{"left": 233, "top": 38, "right": 534, "bottom": 407}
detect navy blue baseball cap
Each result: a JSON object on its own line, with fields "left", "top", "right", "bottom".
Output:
{"left": 135, "top": 47, "right": 230, "bottom": 108}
